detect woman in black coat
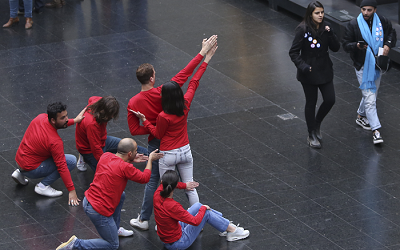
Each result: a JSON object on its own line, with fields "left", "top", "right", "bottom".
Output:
{"left": 289, "top": 1, "right": 340, "bottom": 148}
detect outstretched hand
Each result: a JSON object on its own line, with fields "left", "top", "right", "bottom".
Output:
{"left": 74, "top": 107, "right": 87, "bottom": 124}
{"left": 134, "top": 153, "right": 149, "bottom": 163}
{"left": 186, "top": 181, "right": 199, "bottom": 191}
{"left": 129, "top": 109, "right": 146, "bottom": 122}
{"left": 149, "top": 149, "right": 164, "bottom": 161}
{"left": 200, "top": 35, "right": 218, "bottom": 56}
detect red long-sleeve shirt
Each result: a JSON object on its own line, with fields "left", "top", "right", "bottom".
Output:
{"left": 127, "top": 53, "right": 204, "bottom": 142}
{"left": 15, "top": 114, "right": 76, "bottom": 191}
{"left": 143, "top": 62, "right": 208, "bottom": 151}
{"left": 75, "top": 96, "right": 107, "bottom": 161}
{"left": 85, "top": 152, "right": 151, "bottom": 217}
{"left": 153, "top": 182, "right": 206, "bottom": 243}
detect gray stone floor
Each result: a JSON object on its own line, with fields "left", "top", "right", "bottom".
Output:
{"left": 1, "top": 0, "right": 400, "bottom": 249}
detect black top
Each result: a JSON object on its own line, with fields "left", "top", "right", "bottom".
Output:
{"left": 289, "top": 21, "right": 340, "bottom": 85}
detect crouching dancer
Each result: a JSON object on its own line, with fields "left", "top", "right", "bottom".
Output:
{"left": 56, "top": 138, "right": 163, "bottom": 250}
{"left": 154, "top": 170, "right": 250, "bottom": 250}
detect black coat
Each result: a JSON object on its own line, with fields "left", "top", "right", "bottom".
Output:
{"left": 342, "top": 14, "right": 397, "bottom": 71}
{"left": 289, "top": 22, "right": 340, "bottom": 85}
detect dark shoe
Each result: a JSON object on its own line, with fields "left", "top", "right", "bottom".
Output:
{"left": 34, "top": 7, "right": 43, "bottom": 14}
{"left": 25, "top": 17, "right": 33, "bottom": 29}
{"left": 45, "top": 0, "right": 62, "bottom": 8}
{"left": 3, "top": 17, "right": 19, "bottom": 28}
{"left": 373, "top": 130, "right": 383, "bottom": 144}
{"left": 315, "top": 122, "right": 322, "bottom": 140}
{"left": 307, "top": 131, "right": 321, "bottom": 149}
{"left": 356, "top": 116, "right": 371, "bottom": 130}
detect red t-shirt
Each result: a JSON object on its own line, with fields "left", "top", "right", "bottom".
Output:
{"left": 75, "top": 96, "right": 107, "bottom": 161}
{"left": 85, "top": 152, "right": 151, "bottom": 217}
{"left": 153, "top": 182, "right": 206, "bottom": 243}
{"left": 127, "top": 53, "right": 204, "bottom": 142}
{"left": 15, "top": 114, "right": 75, "bottom": 191}
{"left": 143, "top": 62, "right": 208, "bottom": 151}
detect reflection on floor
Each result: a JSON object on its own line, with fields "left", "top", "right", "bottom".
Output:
{"left": 1, "top": 0, "right": 400, "bottom": 249}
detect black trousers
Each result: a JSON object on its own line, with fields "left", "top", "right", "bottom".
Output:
{"left": 301, "top": 81, "right": 335, "bottom": 133}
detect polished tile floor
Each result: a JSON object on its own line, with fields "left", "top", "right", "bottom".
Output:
{"left": 1, "top": 0, "right": 400, "bottom": 249}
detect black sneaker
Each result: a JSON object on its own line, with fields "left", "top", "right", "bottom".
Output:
{"left": 373, "top": 130, "right": 383, "bottom": 144}
{"left": 356, "top": 117, "right": 371, "bottom": 130}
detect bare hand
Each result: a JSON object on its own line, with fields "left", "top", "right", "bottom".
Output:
{"left": 186, "top": 181, "right": 199, "bottom": 191}
{"left": 134, "top": 153, "right": 149, "bottom": 163}
{"left": 204, "top": 44, "right": 218, "bottom": 63}
{"left": 68, "top": 190, "right": 81, "bottom": 206}
{"left": 357, "top": 43, "right": 368, "bottom": 50}
{"left": 203, "top": 205, "right": 211, "bottom": 210}
{"left": 325, "top": 26, "right": 330, "bottom": 32}
{"left": 129, "top": 109, "right": 146, "bottom": 122}
{"left": 149, "top": 149, "right": 164, "bottom": 161}
{"left": 200, "top": 35, "right": 218, "bottom": 56}
{"left": 74, "top": 107, "right": 87, "bottom": 124}
{"left": 383, "top": 45, "right": 390, "bottom": 56}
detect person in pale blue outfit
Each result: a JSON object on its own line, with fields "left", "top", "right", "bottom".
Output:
{"left": 342, "top": 0, "right": 397, "bottom": 144}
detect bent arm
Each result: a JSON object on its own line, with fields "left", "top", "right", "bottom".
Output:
{"left": 342, "top": 22, "right": 357, "bottom": 53}
{"left": 328, "top": 28, "right": 340, "bottom": 52}
{"left": 127, "top": 108, "right": 149, "bottom": 136}
{"left": 289, "top": 26, "right": 310, "bottom": 73}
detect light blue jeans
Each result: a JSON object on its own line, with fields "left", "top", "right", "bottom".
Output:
{"left": 163, "top": 202, "right": 229, "bottom": 250}
{"left": 73, "top": 193, "right": 125, "bottom": 250}
{"left": 356, "top": 67, "right": 382, "bottom": 131}
{"left": 81, "top": 136, "right": 147, "bottom": 172}
{"left": 22, "top": 154, "right": 76, "bottom": 186}
{"left": 159, "top": 144, "right": 198, "bottom": 206}
{"left": 139, "top": 138, "right": 160, "bottom": 221}
{"left": 9, "top": 0, "right": 32, "bottom": 18}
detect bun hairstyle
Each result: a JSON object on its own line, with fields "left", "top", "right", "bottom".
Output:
{"left": 160, "top": 170, "right": 179, "bottom": 198}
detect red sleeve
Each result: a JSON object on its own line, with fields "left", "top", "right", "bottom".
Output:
{"left": 177, "top": 182, "right": 187, "bottom": 189}
{"left": 67, "top": 119, "right": 75, "bottom": 126}
{"left": 123, "top": 166, "right": 151, "bottom": 184}
{"left": 171, "top": 54, "right": 204, "bottom": 87}
{"left": 86, "top": 123, "right": 104, "bottom": 161}
{"left": 50, "top": 140, "right": 74, "bottom": 191}
{"left": 127, "top": 107, "right": 150, "bottom": 136}
{"left": 184, "top": 62, "right": 208, "bottom": 109}
{"left": 169, "top": 202, "right": 207, "bottom": 226}
{"left": 143, "top": 114, "right": 168, "bottom": 140}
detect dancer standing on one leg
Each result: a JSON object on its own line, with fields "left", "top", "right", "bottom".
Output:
{"left": 289, "top": 1, "right": 340, "bottom": 148}
{"left": 132, "top": 43, "right": 218, "bottom": 207}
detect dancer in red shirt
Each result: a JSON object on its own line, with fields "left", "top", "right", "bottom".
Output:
{"left": 133, "top": 42, "right": 217, "bottom": 206}
{"left": 76, "top": 96, "right": 147, "bottom": 172}
{"left": 57, "top": 138, "right": 163, "bottom": 250}
{"left": 12, "top": 102, "right": 85, "bottom": 205}
{"left": 128, "top": 35, "right": 218, "bottom": 231}
{"left": 154, "top": 170, "right": 249, "bottom": 249}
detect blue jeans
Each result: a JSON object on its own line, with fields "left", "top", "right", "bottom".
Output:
{"left": 356, "top": 67, "right": 382, "bottom": 131}
{"left": 159, "top": 144, "right": 198, "bottom": 206}
{"left": 163, "top": 203, "right": 229, "bottom": 250}
{"left": 9, "top": 0, "right": 32, "bottom": 18}
{"left": 82, "top": 136, "right": 148, "bottom": 171}
{"left": 22, "top": 154, "right": 76, "bottom": 186}
{"left": 139, "top": 138, "right": 160, "bottom": 221}
{"left": 74, "top": 194, "right": 125, "bottom": 250}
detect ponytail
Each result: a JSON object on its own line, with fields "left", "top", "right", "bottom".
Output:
{"left": 160, "top": 170, "right": 179, "bottom": 198}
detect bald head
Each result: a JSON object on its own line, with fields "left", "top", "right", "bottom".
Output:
{"left": 117, "top": 138, "right": 137, "bottom": 155}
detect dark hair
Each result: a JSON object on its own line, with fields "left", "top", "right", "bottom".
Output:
{"left": 88, "top": 96, "right": 119, "bottom": 124}
{"left": 47, "top": 102, "right": 67, "bottom": 122}
{"left": 136, "top": 63, "right": 155, "bottom": 85}
{"left": 301, "top": 1, "right": 324, "bottom": 37}
{"left": 161, "top": 81, "right": 185, "bottom": 116}
{"left": 160, "top": 170, "right": 179, "bottom": 198}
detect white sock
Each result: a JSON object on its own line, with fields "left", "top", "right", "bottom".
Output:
{"left": 37, "top": 182, "right": 46, "bottom": 189}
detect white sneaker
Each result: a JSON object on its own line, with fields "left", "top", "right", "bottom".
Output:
{"left": 219, "top": 222, "right": 244, "bottom": 237}
{"left": 34, "top": 184, "right": 63, "bottom": 197}
{"left": 130, "top": 214, "right": 149, "bottom": 230}
{"left": 118, "top": 227, "right": 134, "bottom": 237}
{"left": 226, "top": 226, "right": 250, "bottom": 242}
{"left": 11, "top": 169, "right": 28, "bottom": 185}
{"left": 76, "top": 154, "right": 87, "bottom": 171}
{"left": 56, "top": 235, "right": 77, "bottom": 250}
